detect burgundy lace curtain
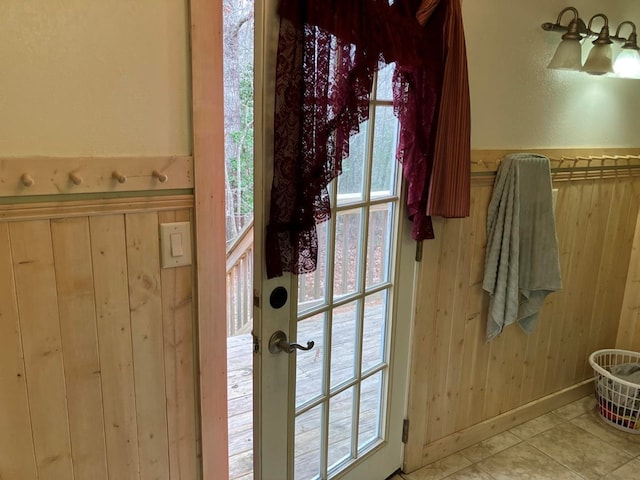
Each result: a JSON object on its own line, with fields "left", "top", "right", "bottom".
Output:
{"left": 266, "top": 0, "right": 470, "bottom": 279}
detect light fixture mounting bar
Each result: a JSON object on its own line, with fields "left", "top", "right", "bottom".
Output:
{"left": 542, "top": 11, "right": 628, "bottom": 43}
{"left": 541, "top": 20, "right": 588, "bottom": 36}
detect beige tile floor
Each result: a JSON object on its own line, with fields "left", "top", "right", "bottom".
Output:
{"left": 390, "top": 395, "right": 640, "bottom": 480}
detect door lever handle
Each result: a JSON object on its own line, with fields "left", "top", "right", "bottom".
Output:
{"left": 268, "top": 330, "right": 315, "bottom": 354}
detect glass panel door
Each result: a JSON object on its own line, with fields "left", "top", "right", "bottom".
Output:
{"left": 290, "top": 67, "right": 409, "bottom": 479}
{"left": 254, "top": 2, "right": 416, "bottom": 478}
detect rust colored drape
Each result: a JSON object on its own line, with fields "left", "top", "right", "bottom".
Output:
{"left": 426, "top": 0, "right": 471, "bottom": 218}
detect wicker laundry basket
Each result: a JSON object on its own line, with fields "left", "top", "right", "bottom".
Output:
{"left": 589, "top": 349, "right": 640, "bottom": 434}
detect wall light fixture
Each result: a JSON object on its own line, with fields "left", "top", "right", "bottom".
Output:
{"left": 613, "top": 22, "right": 640, "bottom": 78}
{"left": 542, "top": 6, "right": 640, "bottom": 78}
{"left": 545, "top": 7, "right": 585, "bottom": 71}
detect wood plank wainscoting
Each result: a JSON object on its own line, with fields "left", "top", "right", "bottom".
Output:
{"left": 403, "top": 149, "right": 640, "bottom": 474}
{"left": 617, "top": 189, "right": 640, "bottom": 351}
{"left": 0, "top": 157, "right": 200, "bottom": 479}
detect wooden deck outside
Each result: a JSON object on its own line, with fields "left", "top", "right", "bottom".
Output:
{"left": 227, "top": 303, "right": 386, "bottom": 480}
{"left": 227, "top": 333, "right": 254, "bottom": 480}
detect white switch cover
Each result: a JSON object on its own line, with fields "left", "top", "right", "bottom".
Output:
{"left": 160, "top": 222, "right": 192, "bottom": 268}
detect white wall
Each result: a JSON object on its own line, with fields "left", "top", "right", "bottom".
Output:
{"left": 0, "top": 0, "right": 190, "bottom": 156}
{"left": 463, "top": 0, "right": 640, "bottom": 149}
{"left": 6, "top": 1, "right": 638, "bottom": 154}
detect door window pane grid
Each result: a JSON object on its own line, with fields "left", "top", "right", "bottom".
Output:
{"left": 330, "top": 301, "right": 361, "bottom": 389}
{"left": 296, "top": 313, "right": 328, "bottom": 409}
{"left": 295, "top": 367, "right": 389, "bottom": 479}
{"left": 334, "top": 194, "right": 400, "bottom": 212}
{"left": 358, "top": 371, "right": 384, "bottom": 451}
{"left": 371, "top": 106, "right": 399, "bottom": 198}
{"left": 337, "top": 123, "right": 368, "bottom": 205}
{"left": 296, "top": 363, "right": 389, "bottom": 415}
{"left": 294, "top": 317, "right": 389, "bottom": 478}
{"left": 362, "top": 290, "right": 389, "bottom": 373}
{"left": 375, "top": 63, "right": 394, "bottom": 101}
{"left": 366, "top": 204, "right": 395, "bottom": 288}
{"left": 297, "top": 281, "right": 393, "bottom": 323}
{"left": 298, "top": 222, "right": 331, "bottom": 315}
{"left": 327, "top": 387, "right": 355, "bottom": 469}
{"left": 294, "top": 404, "right": 324, "bottom": 480}
{"left": 295, "top": 288, "right": 390, "bottom": 415}
{"left": 293, "top": 74, "right": 401, "bottom": 479}
{"left": 333, "top": 209, "right": 365, "bottom": 300}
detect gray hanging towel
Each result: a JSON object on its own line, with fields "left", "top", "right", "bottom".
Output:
{"left": 482, "top": 153, "right": 562, "bottom": 341}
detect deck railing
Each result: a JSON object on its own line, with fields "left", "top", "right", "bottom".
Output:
{"left": 226, "top": 221, "right": 254, "bottom": 337}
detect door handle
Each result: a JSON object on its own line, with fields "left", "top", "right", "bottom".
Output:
{"left": 268, "top": 330, "right": 315, "bottom": 354}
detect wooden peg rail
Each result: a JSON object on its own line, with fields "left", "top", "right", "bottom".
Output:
{"left": 0, "top": 156, "right": 193, "bottom": 197}
{"left": 152, "top": 170, "right": 168, "bottom": 183}
{"left": 112, "top": 171, "right": 128, "bottom": 184}
{"left": 69, "top": 172, "right": 83, "bottom": 185}
{"left": 20, "top": 173, "right": 35, "bottom": 187}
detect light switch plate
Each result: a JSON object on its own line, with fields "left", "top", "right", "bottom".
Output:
{"left": 160, "top": 222, "right": 192, "bottom": 268}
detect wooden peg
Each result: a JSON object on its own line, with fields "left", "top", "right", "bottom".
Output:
{"left": 69, "top": 172, "right": 83, "bottom": 185}
{"left": 21, "top": 173, "right": 34, "bottom": 187}
{"left": 152, "top": 170, "right": 168, "bottom": 183}
{"left": 112, "top": 171, "right": 127, "bottom": 184}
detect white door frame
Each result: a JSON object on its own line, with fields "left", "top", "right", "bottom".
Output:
{"left": 252, "top": 1, "right": 417, "bottom": 477}
{"left": 253, "top": 0, "right": 289, "bottom": 477}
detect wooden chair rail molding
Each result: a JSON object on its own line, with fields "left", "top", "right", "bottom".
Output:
{"left": 0, "top": 195, "right": 194, "bottom": 222}
{"left": 0, "top": 155, "right": 193, "bottom": 197}
{"left": 471, "top": 148, "right": 640, "bottom": 184}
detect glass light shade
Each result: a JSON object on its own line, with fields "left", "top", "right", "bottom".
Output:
{"left": 614, "top": 48, "right": 640, "bottom": 78}
{"left": 547, "top": 39, "right": 583, "bottom": 70}
{"left": 582, "top": 43, "right": 614, "bottom": 75}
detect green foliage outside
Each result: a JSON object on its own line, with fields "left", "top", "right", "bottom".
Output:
{"left": 228, "top": 67, "right": 254, "bottom": 218}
